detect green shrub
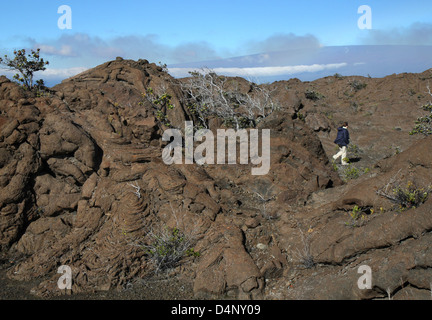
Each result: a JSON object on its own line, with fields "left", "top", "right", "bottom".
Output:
{"left": 347, "top": 144, "right": 361, "bottom": 158}
{"left": 143, "top": 86, "right": 175, "bottom": 127}
{"left": 332, "top": 162, "right": 338, "bottom": 172}
{"left": 143, "top": 226, "right": 198, "bottom": 273}
{"left": 349, "top": 79, "right": 367, "bottom": 92}
{"left": 392, "top": 181, "right": 430, "bottom": 211}
{"left": 345, "top": 205, "right": 368, "bottom": 228}
{"left": 305, "top": 89, "right": 325, "bottom": 101}
{"left": 409, "top": 102, "right": 432, "bottom": 136}
{"left": 296, "top": 111, "right": 306, "bottom": 121}
{"left": 377, "top": 178, "right": 431, "bottom": 212}
{"left": 342, "top": 165, "right": 360, "bottom": 181}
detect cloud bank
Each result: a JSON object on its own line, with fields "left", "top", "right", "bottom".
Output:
{"left": 5, "top": 24, "right": 429, "bottom": 86}
{"left": 245, "top": 33, "right": 321, "bottom": 54}
{"left": 360, "top": 23, "right": 432, "bottom": 45}
{"left": 169, "top": 63, "right": 347, "bottom": 79}
{"left": 29, "top": 32, "right": 323, "bottom": 65}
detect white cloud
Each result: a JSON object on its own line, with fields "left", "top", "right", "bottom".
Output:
{"left": 30, "top": 33, "right": 221, "bottom": 65}
{"left": 37, "top": 44, "right": 75, "bottom": 57}
{"left": 168, "top": 63, "right": 347, "bottom": 78}
{"left": 360, "top": 22, "right": 432, "bottom": 45}
{"left": 35, "top": 67, "right": 88, "bottom": 78}
{"left": 245, "top": 33, "right": 321, "bottom": 54}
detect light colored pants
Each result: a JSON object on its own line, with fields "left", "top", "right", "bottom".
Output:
{"left": 333, "top": 146, "right": 348, "bottom": 165}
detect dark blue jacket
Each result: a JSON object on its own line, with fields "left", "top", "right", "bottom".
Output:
{"left": 334, "top": 127, "right": 350, "bottom": 147}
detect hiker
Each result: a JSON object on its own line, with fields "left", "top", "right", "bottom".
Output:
{"left": 333, "top": 122, "right": 350, "bottom": 165}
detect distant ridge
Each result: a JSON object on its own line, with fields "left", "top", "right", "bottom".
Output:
{"left": 168, "top": 45, "right": 432, "bottom": 82}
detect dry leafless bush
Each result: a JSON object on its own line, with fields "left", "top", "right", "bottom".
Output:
{"left": 180, "top": 68, "right": 277, "bottom": 130}
{"left": 128, "top": 202, "right": 200, "bottom": 274}
{"left": 293, "top": 227, "right": 315, "bottom": 269}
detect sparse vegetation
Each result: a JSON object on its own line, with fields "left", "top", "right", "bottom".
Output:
{"left": 305, "top": 89, "right": 325, "bottom": 101}
{"left": 294, "top": 227, "right": 315, "bottom": 269}
{"left": 350, "top": 101, "right": 359, "bottom": 113}
{"left": 347, "top": 144, "right": 361, "bottom": 158}
{"left": 249, "top": 188, "right": 279, "bottom": 220}
{"left": 158, "top": 61, "right": 168, "bottom": 73}
{"left": 142, "top": 85, "right": 175, "bottom": 127}
{"left": 332, "top": 161, "right": 338, "bottom": 172}
{"left": 341, "top": 164, "right": 361, "bottom": 181}
{"left": 408, "top": 88, "right": 416, "bottom": 96}
{"left": 334, "top": 162, "right": 370, "bottom": 182}
{"left": 390, "top": 145, "right": 401, "bottom": 155}
{"left": 296, "top": 111, "right": 306, "bottom": 122}
{"left": 142, "top": 226, "right": 199, "bottom": 273}
{"left": 376, "top": 171, "right": 431, "bottom": 211}
{"left": 345, "top": 205, "right": 371, "bottom": 228}
{"left": 322, "top": 111, "right": 334, "bottom": 120}
{"left": 410, "top": 84, "right": 432, "bottom": 136}
{"left": 409, "top": 102, "right": 432, "bottom": 136}
{"left": 349, "top": 79, "right": 367, "bottom": 92}
{"left": 392, "top": 181, "right": 430, "bottom": 211}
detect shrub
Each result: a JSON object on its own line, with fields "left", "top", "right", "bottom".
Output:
{"left": 392, "top": 181, "right": 430, "bottom": 211}
{"left": 345, "top": 205, "right": 368, "bottom": 228}
{"left": 0, "top": 48, "right": 49, "bottom": 91}
{"left": 350, "top": 101, "right": 359, "bottom": 113}
{"left": 349, "top": 79, "right": 367, "bottom": 92}
{"left": 294, "top": 228, "right": 315, "bottom": 269}
{"left": 296, "top": 111, "right": 305, "bottom": 121}
{"left": 409, "top": 102, "right": 432, "bottom": 136}
{"left": 342, "top": 165, "right": 360, "bottom": 181}
{"left": 180, "top": 68, "right": 277, "bottom": 130}
{"left": 305, "top": 89, "right": 325, "bottom": 101}
{"left": 347, "top": 144, "right": 361, "bottom": 158}
{"left": 142, "top": 85, "right": 175, "bottom": 127}
{"left": 376, "top": 174, "right": 431, "bottom": 211}
{"left": 332, "top": 162, "right": 338, "bottom": 172}
{"left": 410, "top": 84, "right": 432, "bottom": 136}
{"left": 143, "top": 226, "right": 198, "bottom": 273}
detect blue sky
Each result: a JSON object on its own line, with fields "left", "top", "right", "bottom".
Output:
{"left": 0, "top": 0, "right": 431, "bottom": 84}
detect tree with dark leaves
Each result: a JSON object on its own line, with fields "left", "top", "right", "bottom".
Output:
{"left": 0, "top": 48, "right": 49, "bottom": 91}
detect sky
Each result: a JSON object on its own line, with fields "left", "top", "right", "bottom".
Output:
{"left": 0, "top": 0, "right": 431, "bottom": 85}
